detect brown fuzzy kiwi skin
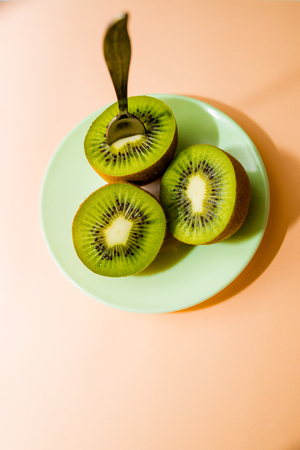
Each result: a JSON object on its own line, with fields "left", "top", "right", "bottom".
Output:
{"left": 92, "top": 126, "right": 178, "bottom": 186}
{"left": 205, "top": 150, "right": 251, "bottom": 245}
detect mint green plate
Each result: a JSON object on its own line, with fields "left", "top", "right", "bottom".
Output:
{"left": 40, "top": 94, "right": 269, "bottom": 313}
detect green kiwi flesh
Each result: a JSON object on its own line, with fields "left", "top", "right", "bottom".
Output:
{"left": 159, "top": 144, "right": 251, "bottom": 245}
{"left": 72, "top": 183, "right": 166, "bottom": 277}
{"left": 84, "top": 96, "right": 178, "bottom": 185}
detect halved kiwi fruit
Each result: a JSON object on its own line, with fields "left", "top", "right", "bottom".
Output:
{"left": 84, "top": 96, "right": 178, "bottom": 185}
{"left": 72, "top": 183, "right": 166, "bottom": 277}
{"left": 159, "top": 144, "right": 251, "bottom": 245}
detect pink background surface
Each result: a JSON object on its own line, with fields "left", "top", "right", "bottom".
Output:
{"left": 1, "top": 1, "right": 300, "bottom": 449}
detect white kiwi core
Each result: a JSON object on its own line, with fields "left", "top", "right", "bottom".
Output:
{"left": 186, "top": 175, "right": 207, "bottom": 213}
{"left": 112, "top": 134, "right": 144, "bottom": 150}
{"left": 105, "top": 216, "right": 133, "bottom": 246}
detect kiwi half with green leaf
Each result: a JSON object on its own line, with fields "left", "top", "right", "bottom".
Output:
{"left": 159, "top": 144, "right": 251, "bottom": 245}
{"left": 84, "top": 96, "right": 178, "bottom": 185}
{"left": 72, "top": 183, "right": 166, "bottom": 277}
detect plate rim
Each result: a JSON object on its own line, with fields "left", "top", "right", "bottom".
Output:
{"left": 40, "top": 94, "right": 270, "bottom": 313}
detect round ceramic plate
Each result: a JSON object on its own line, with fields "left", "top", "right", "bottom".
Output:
{"left": 40, "top": 94, "right": 269, "bottom": 313}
